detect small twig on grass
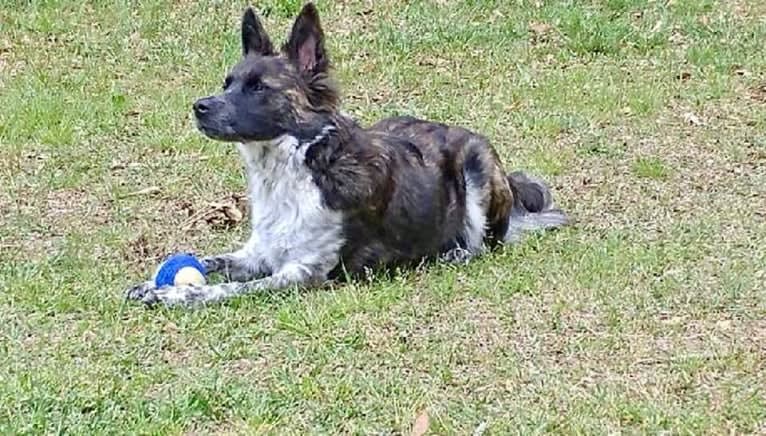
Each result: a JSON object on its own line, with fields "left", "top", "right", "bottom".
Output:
{"left": 119, "top": 186, "right": 161, "bottom": 198}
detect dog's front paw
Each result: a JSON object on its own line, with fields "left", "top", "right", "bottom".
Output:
{"left": 125, "top": 281, "right": 200, "bottom": 307}
{"left": 200, "top": 256, "right": 223, "bottom": 274}
{"left": 125, "top": 281, "right": 156, "bottom": 301}
{"left": 139, "top": 285, "right": 209, "bottom": 307}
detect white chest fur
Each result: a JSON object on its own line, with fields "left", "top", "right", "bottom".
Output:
{"left": 237, "top": 134, "right": 345, "bottom": 276}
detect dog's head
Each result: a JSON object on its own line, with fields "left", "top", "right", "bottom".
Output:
{"left": 193, "top": 3, "right": 338, "bottom": 142}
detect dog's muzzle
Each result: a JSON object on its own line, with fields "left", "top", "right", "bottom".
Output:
{"left": 193, "top": 96, "right": 222, "bottom": 119}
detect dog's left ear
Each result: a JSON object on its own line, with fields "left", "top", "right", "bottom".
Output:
{"left": 283, "top": 3, "right": 328, "bottom": 75}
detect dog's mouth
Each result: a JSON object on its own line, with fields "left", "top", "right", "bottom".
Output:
{"left": 194, "top": 115, "right": 238, "bottom": 142}
{"left": 194, "top": 118, "right": 219, "bottom": 137}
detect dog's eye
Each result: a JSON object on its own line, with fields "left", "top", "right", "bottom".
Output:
{"left": 246, "top": 77, "right": 264, "bottom": 92}
{"left": 222, "top": 76, "right": 233, "bottom": 90}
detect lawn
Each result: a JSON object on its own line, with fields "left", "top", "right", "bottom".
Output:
{"left": 1, "top": 0, "right": 765, "bottom": 433}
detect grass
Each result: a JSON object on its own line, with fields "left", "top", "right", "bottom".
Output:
{"left": 1, "top": 0, "right": 766, "bottom": 433}
{"left": 632, "top": 157, "right": 671, "bottom": 180}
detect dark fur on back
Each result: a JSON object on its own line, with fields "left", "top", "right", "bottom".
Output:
{"left": 369, "top": 116, "right": 515, "bottom": 245}
{"left": 305, "top": 118, "right": 474, "bottom": 275}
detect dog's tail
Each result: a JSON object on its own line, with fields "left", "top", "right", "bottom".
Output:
{"left": 504, "top": 171, "right": 569, "bottom": 243}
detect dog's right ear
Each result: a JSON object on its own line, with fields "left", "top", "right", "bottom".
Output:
{"left": 241, "top": 7, "right": 274, "bottom": 56}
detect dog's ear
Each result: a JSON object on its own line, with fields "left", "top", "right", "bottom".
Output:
{"left": 241, "top": 7, "right": 273, "bottom": 56}
{"left": 283, "top": 3, "right": 328, "bottom": 75}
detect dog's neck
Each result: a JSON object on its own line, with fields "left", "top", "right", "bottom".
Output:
{"left": 236, "top": 108, "right": 363, "bottom": 177}
{"left": 297, "top": 124, "right": 336, "bottom": 150}
{"left": 236, "top": 123, "right": 335, "bottom": 176}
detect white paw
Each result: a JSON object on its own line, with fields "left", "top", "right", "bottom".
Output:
{"left": 124, "top": 281, "right": 156, "bottom": 301}
{"left": 441, "top": 247, "right": 474, "bottom": 264}
{"left": 128, "top": 284, "right": 207, "bottom": 307}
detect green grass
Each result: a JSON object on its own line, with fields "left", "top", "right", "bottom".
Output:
{"left": 2, "top": 0, "right": 766, "bottom": 433}
{"left": 632, "top": 157, "right": 671, "bottom": 180}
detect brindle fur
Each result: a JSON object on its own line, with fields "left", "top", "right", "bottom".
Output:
{"left": 125, "top": 3, "right": 568, "bottom": 307}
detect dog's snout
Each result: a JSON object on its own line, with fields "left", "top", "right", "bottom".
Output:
{"left": 193, "top": 98, "right": 215, "bottom": 116}
{"left": 193, "top": 100, "right": 208, "bottom": 114}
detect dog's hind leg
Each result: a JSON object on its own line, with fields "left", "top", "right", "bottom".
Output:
{"left": 447, "top": 136, "right": 510, "bottom": 261}
{"left": 441, "top": 174, "right": 488, "bottom": 264}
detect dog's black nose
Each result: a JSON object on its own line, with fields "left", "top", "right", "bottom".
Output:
{"left": 193, "top": 99, "right": 211, "bottom": 116}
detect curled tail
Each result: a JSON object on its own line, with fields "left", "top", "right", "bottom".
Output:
{"left": 504, "top": 171, "right": 569, "bottom": 243}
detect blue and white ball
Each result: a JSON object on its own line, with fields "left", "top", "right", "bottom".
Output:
{"left": 154, "top": 253, "right": 207, "bottom": 287}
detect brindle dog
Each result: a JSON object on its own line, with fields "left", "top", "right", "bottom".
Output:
{"left": 126, "top": 3, "right": 568, "bottom": 307}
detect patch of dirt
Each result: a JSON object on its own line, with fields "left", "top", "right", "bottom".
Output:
{"left": 182, "top": 420, "right": 262, "bottom": 436}
{"left": 550, "top": 99, "right": 766, "bottom": 243}
{"left": 0, "top": 37, "right": 26, "bottom": 84}
{"left": 0, "top": 187, "right": 113, "bottom": 261}
{"left": 181, "top": 193, "right": 248, "bottom": 231}
{"left": 124, "top": 234, "right": 158, "bottom": 265}
{"left": 344, "top": 84, "right": 394, "bottom": 108}
{"left": 528, "top": 21, "right": 557, "bottom": 45}
{"left": 502, "top": 289, "right": 766, "bottom": 417}
{"left": 433, "top": 296, "right": 511, "bottom": 357}
{"left": 352, "top": 294, "right": 513, "bottom": 390}
{"left": 332, "top": 0, "right": 376, "bottom": 37}
{"left": 45, "top": 188, "right": 109, "bottom": 223}
{"left": 728, "top": 0, "right": 766, "bottom": 19}
{"left": 223, "top": 356, "right": 269, "bottom": 377}
{"left": 121, "top": 227, "right": 204, "bottom": 269}
{"left": 114, "top": 189, "right": 254, "bottom": 275}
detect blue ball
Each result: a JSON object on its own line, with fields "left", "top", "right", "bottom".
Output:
{"left": 154, "top": 253, "right": 207, "bottom": 288}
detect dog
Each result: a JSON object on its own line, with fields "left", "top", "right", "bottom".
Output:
{"left": 125, "top": 3, "right": 568, "bottom": 307}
